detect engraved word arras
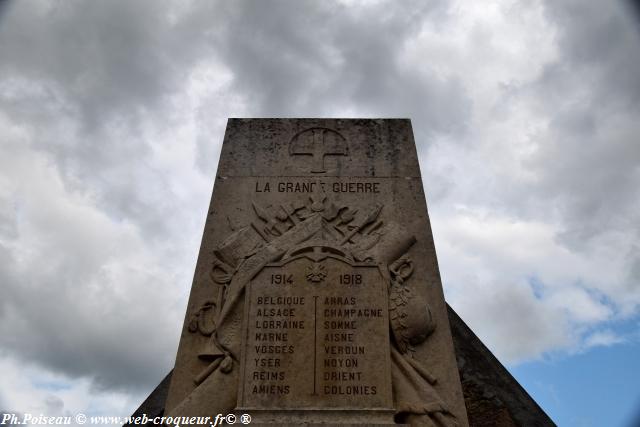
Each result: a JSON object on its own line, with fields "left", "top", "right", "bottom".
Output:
{"left": 289, "top": 127, "right": 348, "bottom": 173}
{"left": 183, "top": 191, "right": 457, "bottom": 424}
{"left": 163, "top": 119, "right": 469, "bottom": 427}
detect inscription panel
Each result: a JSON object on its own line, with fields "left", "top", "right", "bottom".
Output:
{"left": 164, "top": 119, "right": 469, "bottom": 426}
{"left": 238, "top": 256, "right": 393, "bottom": 410}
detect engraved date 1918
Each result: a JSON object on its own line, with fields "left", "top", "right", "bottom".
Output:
{"left": 271, "top": 274, "right": 294, "bottom": 285}
{"left": 339, "top": 274, "right": 362, "bottom": 285}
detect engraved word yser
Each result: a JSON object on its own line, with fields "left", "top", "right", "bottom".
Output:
{"left": 164, "top": 119, "right": 469, "bottom": 426}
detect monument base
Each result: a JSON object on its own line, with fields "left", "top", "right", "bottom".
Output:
{"left": 135, "top": 119, "right": 555, "bottom": 427}
{"left": 248, "top": 425, "right": 404, "bottom": 427}
{"left": 237, "top": 409, "right": 396, "bottom": 425}
{"left": 126, "top": 305, "right": 555, "bottom": 426}
{"left": 249, "top": 424, "right": 405, "bottom": 427}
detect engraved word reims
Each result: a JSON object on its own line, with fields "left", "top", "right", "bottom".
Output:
{"left": 164, "top": 119, "right": 469, "bottom": 426}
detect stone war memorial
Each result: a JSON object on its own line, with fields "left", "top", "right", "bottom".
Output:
{"left": 131, "top": 119, "right": 555, "bottom": 426}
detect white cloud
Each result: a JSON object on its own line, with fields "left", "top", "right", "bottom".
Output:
{"left": 0, "top": 0, "right": 639, "bottom": 418}
{"left": 417, "top": 0, "right": 640, "bottom": 363}
{"left": 0, "top": 355, "right": 139, "bottom": 422}
{"left": 582, "top": 329, "right": 626, "bottom": 350}
{"left": 0, "top": 76, "right": 214, "bottom": 393}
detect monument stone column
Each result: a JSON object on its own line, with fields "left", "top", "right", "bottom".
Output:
{"left": 164, "top": 119, "right": 469, "bottom": 426}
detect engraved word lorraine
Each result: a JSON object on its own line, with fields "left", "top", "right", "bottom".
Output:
{"left": 289, "top": 127, "right": 348, "bottom": 174}
{"left": 162, "top": 119, "right": 470, "bottom": 427}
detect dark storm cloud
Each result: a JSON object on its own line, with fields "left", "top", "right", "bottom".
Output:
{"left": 0, "top": 0, "right": 210, "bottom": 392}
{"left": 0, "top": 198, "right": 178, "bottom": 392}
{"left": 0, "top": 0, "right": 474, "bottom": 396}
{"left": 199, "top": 0, "right": 470, "bottom": 133}
{"left": 1, "top": 0, "right": 639, "bottom": 411}
{"left": 526, "top": 0, "right": 640, "bottom": 250}
{"left": 0, "top": 278, "right": 174, "bottom": 392}
{"left": 1, "top": 0, "right": 471, "bottom": 239}
{"left": 0, "top": 1, "right": 192, "bottom": 128}
{"left": 0, "top": 0, "right": 205, "bottom": 241}
{"left": 434, "top": 0, "right": 640, "bottom": 359}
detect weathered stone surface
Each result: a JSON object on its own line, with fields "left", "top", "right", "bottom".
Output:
{"left": 240, "top": 260, "right": 392, "bottom": 412}
{"left": 163, "top": 119, "right": 469, "bottom": 425}
{"left": 125, "top": 373, "right": 172, "bottom": 425}
{"left": 129, "top": 307, "right": 556, "bottom": 426}
{"left": 447, "top": 309, "right": 555, "bottom": 427}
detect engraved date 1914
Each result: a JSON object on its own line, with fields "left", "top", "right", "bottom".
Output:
{"left": 271, "top": 273, "right": 363, "bottom": 285}
{"left": 271, "top": 274, "right": 294, "bottom": 285}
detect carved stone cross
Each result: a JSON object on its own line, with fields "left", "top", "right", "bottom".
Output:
{"left": 162, "top": 119, "right": 471, "bottom": 427}
{"left": 289, "top": 127, "right": 348, "bottom": 173}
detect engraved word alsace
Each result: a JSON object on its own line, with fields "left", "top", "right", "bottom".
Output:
{"left": 163, "top": 120, "right": 469, "bottom": 427}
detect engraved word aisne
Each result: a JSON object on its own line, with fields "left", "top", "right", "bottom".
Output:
{"left": 289, "top": 127, "right": 348, "bottom": 173}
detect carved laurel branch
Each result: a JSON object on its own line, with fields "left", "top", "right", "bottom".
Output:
{"left": 184, "top": 195, "right": 388, "bottom": 386}
{"left": 188, "top": 194, "right": 386, "bottom": 338}
{"left": 389, "top": 256, "right": 415, "bottom": 355}
{"left": 184, "top": 193, "right": 443, "bottom": 391}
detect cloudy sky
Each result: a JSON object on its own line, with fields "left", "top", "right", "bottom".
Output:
{"left": 1, "top": 0, "right": 639, "bottom": 425}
